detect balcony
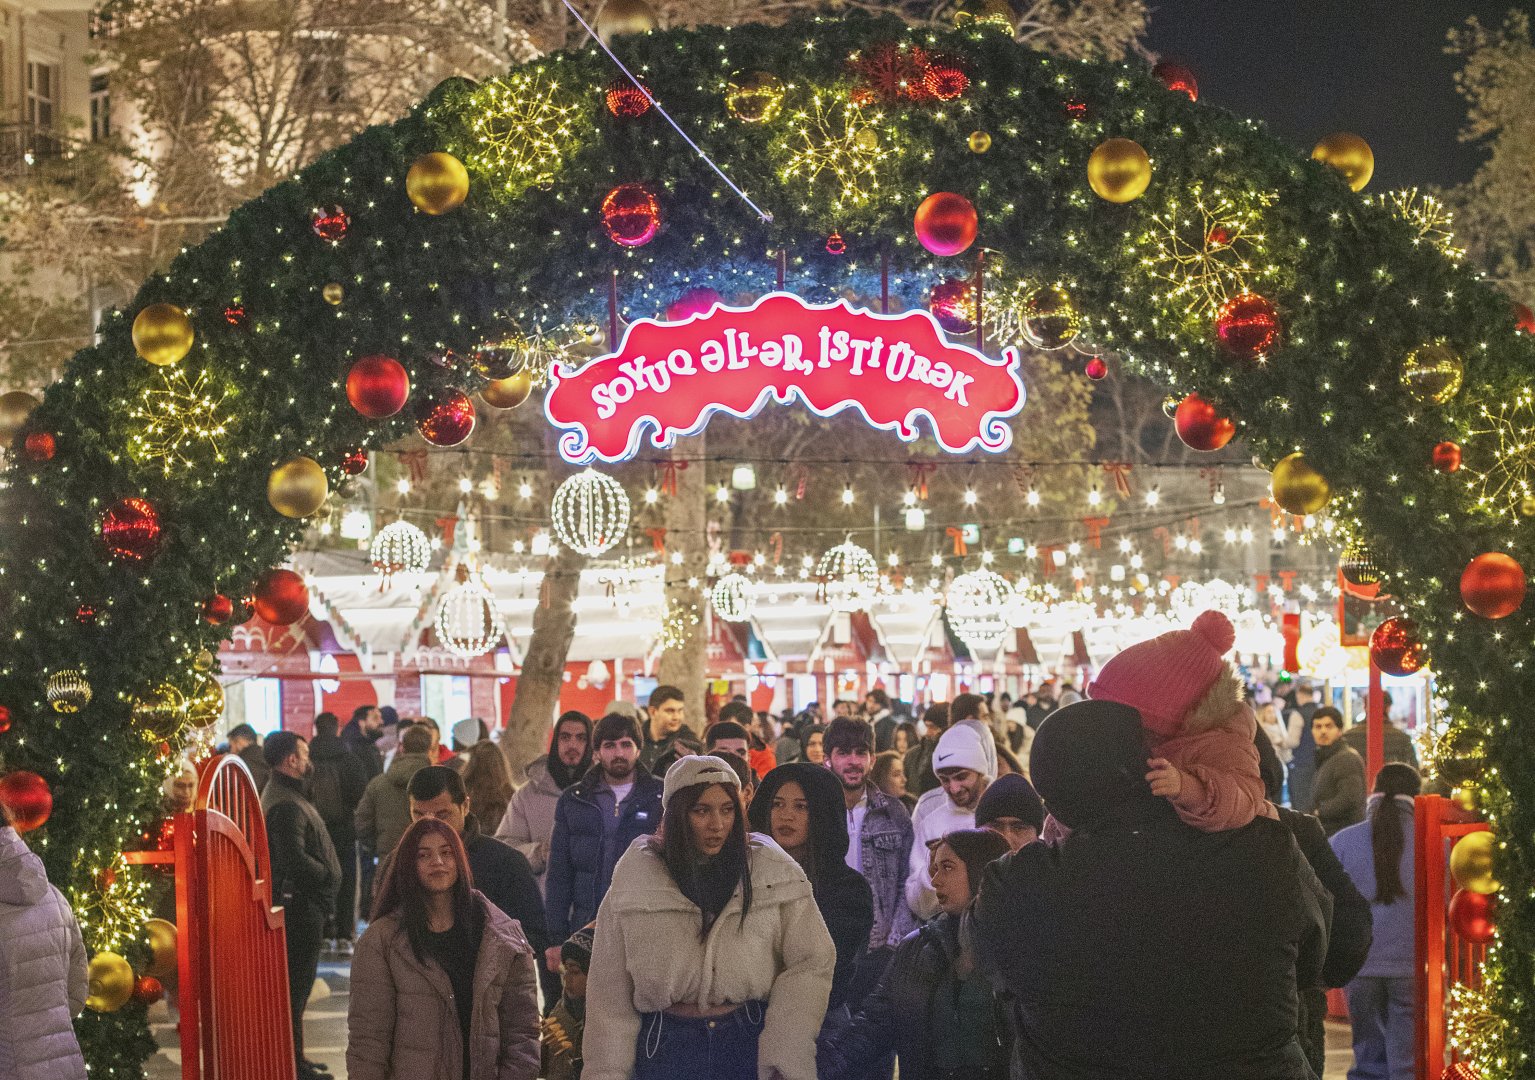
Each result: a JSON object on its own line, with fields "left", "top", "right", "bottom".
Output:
{"left": 0, "top": 123, "right": 88, "bottom": 184}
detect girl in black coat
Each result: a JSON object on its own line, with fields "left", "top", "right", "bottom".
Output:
{"left": 747, "top": 763, "right": 873, "bottom": 1016}
{"left": 819, "top": 828, "right": 1012, "bottom": 1080}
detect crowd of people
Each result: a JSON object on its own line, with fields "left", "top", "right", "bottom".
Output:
{"left": 0, "top": 609, "right": 1441, "bottom": 1080}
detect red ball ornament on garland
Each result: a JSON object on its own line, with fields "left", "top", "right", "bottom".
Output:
{"left": 928, "top": 279, "right": 977, "bottom": 334}
{"left": 1513, "top": 301, "right": 1535, "bottom": 335}
{"left": 346, "top": 355, "right": 410, "bottom": 419}
{"left": 1084, "top": 356, "right": 1109, "bottom": 381}
{"left": 0, "top": 770, "right": 52, "bottom": 832}
{"left": 253, "top": 569, "right": 309, "bottom": 626}
{"left": 665, "top": 287, "right": 722, "bottom": 322}
{"left": 1461, "top": 552, "right": 1526, "bottom": 620}
{"left": 1370, "top": 617, "right": 1427, "bottom": 677}
{"left": 0, "top": 705, "right": 11, "bottom": 734}
{"left": 1215, "top": 291, "right": 1282, "bottom": 360}
{"left": 601, "top": 183, "right": 662, "bottom": 247}
{"left": 1151, "top": 61, "right": 1198, "bottom": 101}
{"left": 1063, "top": 97, "right": 1088, "bottom": 121}
{"left": 1448, "top": 888, "right": 1497, "bottom": 945}
{"left": 605, "top": 78, "right": 652, "bottom": 117}
{"left": 1432, "top": 441, "right": 1462, "bottom": 473}
{"left": 415, "top": 389, "right": 477, "bottom": 447}
{"left": 100, "top": 497, "right": 162, "bottom": 564}
{"left": 23, "top": 431, "right": 55, "bottom": 461}
{"left": 826, "top": 232, "right": 847, "bottom": 256}
{"left": 340, "top": 448, "right": 369, "bottom": 476}
{"left": 1442, "top": 1064, "right": 1483, "bottom": 1080}
{"left": 75, "top": 603, "right": 99, "bottom": 625}
{"left": 134, "top": 976, "right": 165, "bottom": 1005}
{"left": 202, "top": 593, "right": 235, "bottom": 625}
{"left": 921, "top": 55, "right": 970, "bottom": 101}
{"left": 914, "top": 192, "right": 978, "bottom": 257}
{"left": 310, "top": 206, "right": 350, "bottom": 242}
{"left": 223, "top": 303, "right": 248, "bottom": 329}
{"left": 1174, "top": 393, "right": 1236, "bottom": 451}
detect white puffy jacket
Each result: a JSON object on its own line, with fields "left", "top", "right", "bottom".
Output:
{"left": 0, "top": 826, "right": 88, "bottom": 1080}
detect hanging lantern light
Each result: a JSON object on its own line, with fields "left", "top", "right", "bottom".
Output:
{"left": 435, "top": 568, "right": 505, "bottom": 657}
{"left": 946, "top": 568, "right": 1014, "bottom": 652}
{"left": 711, "top": 572, "right": 756, "bottom": 622}
{"left": 370, "top": 521, "right": 432, "bottom": 582}
{"left": 551, "top": 469, "right": 631, "bottom": 557}
{"left": 46, "top": 669, "right": 92, "bottom": 714}
{"left": 816, "top": 541, "right": 880, "bottom": 612}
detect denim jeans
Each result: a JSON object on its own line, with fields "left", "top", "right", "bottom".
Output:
{"left": 634, "top": 1002, "right": 766, "bottom": 1080}
{"left": 1347, "top": 976, "right": 1415, "bottom": 1080}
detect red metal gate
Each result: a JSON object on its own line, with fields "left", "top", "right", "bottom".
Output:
{"left": 1415, "top": 793, "right": 1488, "bottom": 1080}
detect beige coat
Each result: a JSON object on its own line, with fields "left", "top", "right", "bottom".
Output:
{"left": 583, "top": 835, "right": 835, "bottom": 1080}
{"left": 347, "top": 891, "right": 540, "bottom": 1080}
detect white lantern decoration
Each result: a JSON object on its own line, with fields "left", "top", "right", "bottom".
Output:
{"left": 946, "top": 568, "right": 1015, "bottom": 653}
{"left": 370, "top": 520, "right": 432, "bottom": 582}
{"left": 435, "top": 571, "right": 505, "bottom": 657}
{"left": 711, "top": 572, "right": 756, "bottom": 622}
{"left": 816, "top": 541, "right": 880, "bottom": 612}
{"left": 551, "top": 468, "right": 631, "bottom": 556}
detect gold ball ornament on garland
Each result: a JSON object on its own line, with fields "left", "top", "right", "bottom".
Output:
{"left": 1270, "top": 452, "right": 1330, "bottom": 515}
{"left": 267, "top": 456, "right": 329, "bottom": 518}
{"left": 322, "top": 283, "right": 345, "bottom": 305}
{"left": 186, "top": 674, "right": 225, "bottom": 727}
{"left": 595, "top": 0, "right": 657, "bottom": 43}
{"left": 0, "top": 390, "right": 39, "bottom": 441}
{"left": 46, "top": 669, "right": 92, "bottom": 714}
{"left": 132, "top": 683, "right": 187, "bottom": 740}
{"left": 1451, "top": 785, "right": 1480, "bottom": 814}
{"left": 1311, "top": 131, "right": 1374, "bottom": 191}
{"left": 406, "top": 152, "right": 470, "bottom": 215}
{"left": 952, "top": 0, "right": 1016, "bottom": 30}
{"left": 132, "top": 303, "right": 195, "bottom": 367}
{"left": 85, "top": 952, "right": 136, "bottom": 1012}
{"left": 192, "top": 648, "right": 216, "bottom": 673}
{"left": 1400, "top": 341, "right": 1464, "bottom": 404}
{"left": 144, "top": 918, "right": 178, "bottom": 979}
{"left": 724, "top": 72, "right": 785, "bottom": 124}
{"left": 1450, "top": 830, "right": 1498, "bottom": 895}
{"left": 1087, "top": 138, "right": 1152, "bottom": 203}
{"left": 968, "top": 130, "right": 993, "bottom": 153}
{"left": 481, "top": 369, "right": 534, "bottom": 409}
{"left": 1020, "top": 284, "right": 1082, "bottom": 350}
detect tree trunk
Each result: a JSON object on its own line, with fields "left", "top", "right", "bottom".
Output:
{"left": 658, "top": 437, "right": 710, "bottom": 733}
{"left": 504, "top": 541, "right": 586, "bottom": 782}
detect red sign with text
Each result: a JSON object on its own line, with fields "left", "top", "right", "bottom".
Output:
{"left": 544, "top": 293, "right": 1025, "bottom": 464}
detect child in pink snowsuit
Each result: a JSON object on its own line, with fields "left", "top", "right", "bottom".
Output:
{"left": 1087, "top": 609, "right": 1275, "bottom": 831}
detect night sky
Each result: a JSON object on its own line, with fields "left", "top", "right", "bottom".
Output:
{"left": 1146, "top": 1, "right": 1535, "bottom": 190}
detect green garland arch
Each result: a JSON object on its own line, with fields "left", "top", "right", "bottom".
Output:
{"left": 1, "top": 12, "right": 1531, "bottom": 1075}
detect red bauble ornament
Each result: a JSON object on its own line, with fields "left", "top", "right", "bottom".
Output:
{"left": 914, "top": 192, "right": 978, "bottom": 257}
{"left": 0, "top": 770, "right": 52, "bottom": 832}
{"left": 1206, "top": 225, "right": 1232, "bottom": 248}
{"left": 1215, "top": 291, "right": 1282, "bottom": 359}
{"left": 223, "top": 303, "right": 248, "bottom": 329}
{"left": 1084, "top": 357, "right": 1109, "bottom": 381}
{"left": 253, "top": 568, "right": 309, "bottom": 625}
{"left": 155, "top": 817, "right": 176, "bottom": 849}
{"left": 310, "top": 206, "right": 350, "bottom": 241}
{"left": 1151, "top": 61, "right": 1198, "bottom": 101}
{"left": 1063, "top": 97, "right": 1088, "bottom": 121}
{"left": 75, "top": 603, "right": 99, "bottom": 625}
{"left": 850, "top": 43, "right": 933, "bottom": 104}
{"left": 23, "top": 431, "right": 55, "bottom": 461}
{"left": 1370, "top": 617, "right": 1427, "bottom": 677}
{"left": 1461, "top": 552, "right": 1526, "bottom": 620}
{"left": 134, "top": 976, "right": 165, "bottom": 1005}
{"left": 100, "top": 497, "right": 162, "bottom": 564}
{"left": 340, "top": 448, "right": 369, "bottom": 476}
{"left": 1448, "top": 888, "right": 1497, "bottom": 945}
{"left": 0, "top": 705, "right": 11, "bottom": 734}
{"left": 202, "top": 593, "right": 235, "bottom": 625}
{"left": 825, "top": 232, "right": 847, "bottom": 256}
{"left": 1514, "top": 301, "right": 1535, "bottom": 335}
{"left": 1443, "top": 1062, "right": 1484, "bottom": 1080}
{"left": 601, "top": 183, "right": 662, "bottom": 247}
{"left": 921, "top": 55, "right": 970, "bottom": 101}
{"left": 1432, "top": 441, "right": 1462, "bottom": 473}
{"left": 665, "top": 287, "right": 722, "bottom": 322}
{"left": 1174, "top": 393, "right": 1236, "bottom": 451}
{"left": 928, "top": 279, "right": 977, "bottom": 334}
{"left": 605, "top": 78, "right": 652, "bottom": 117}
{"left": 415, "top": 389, "right": 476, "bottom": 447}
{"left": 346, "top": 355, "right": 410, "bottom": 419}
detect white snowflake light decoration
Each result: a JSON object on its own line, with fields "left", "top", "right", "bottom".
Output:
{"left": 551, "top": 469, "right": 631, "bottom": 556}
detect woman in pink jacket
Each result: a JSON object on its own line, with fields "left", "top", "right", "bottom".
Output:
{"left": 347, "top": 817, "right": 540, "bottom": 1080}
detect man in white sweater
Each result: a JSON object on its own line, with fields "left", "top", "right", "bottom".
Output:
{"left": 903, "top": 720, "right": 995, "bottom": 921}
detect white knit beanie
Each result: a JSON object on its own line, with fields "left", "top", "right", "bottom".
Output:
{"left": 933, "top": 724, "right": 992, "bottom": 779}
{"left": 662, "top": 754, "right": 740, "bottom": 807}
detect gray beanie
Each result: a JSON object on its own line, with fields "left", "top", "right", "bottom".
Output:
{"left": 662, "top": 754, "right": 740, "bottom": 808}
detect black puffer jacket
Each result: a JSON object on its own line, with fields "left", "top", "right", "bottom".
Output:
{"left": 749, "top": 762, "right": 873, "bottom": 1012}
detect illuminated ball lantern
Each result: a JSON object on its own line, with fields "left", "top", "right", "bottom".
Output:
{"left": 310, "top": 205, "right": 350, "bottom": 241}
{"left": 101, "top": 497, "right": 163, "bottom": 564}
{"left": 1449, "top": 888, "right": 1497, "bottom": 945}
{"left": 1173, "top": 393, "right": 1235, "bottom": 451}
{"left": 1086, "top": 138, "right": 1151, "bottom": 203}
{"left": 266, "top": 456, "right": 329, "bottom": 518}
{"left": 928, "top": 280, "right": 978, "bottom": 335}
{"left": 952, "top": 0, "right": 1016, "bottom": 31}
{"left": 346, "top": 355, "right": 410, "bottom": 419}
{"left": 370, "top": 520, "right": 432, "bottom": 579}
{"left": 47, "top": 670, "right": 91, "bottom": 713}
{"left": 1461, "top": 552, "right": 1526, "bottom": 620}
{"left": 436, "top": 573, "right": 505, "bottom": 658}
{"left": 725, "top": 71, "right": 785, "bottom": 123}
{"left": 253, "top": 568, "right": 309, "bottom": 625}
{"left": 921, "top": 54, "right": 970, "bottom": 100}
{"left": 914, "top": 192, "right": 978, "bottom": 257}
{"left": 0, "top": 770, "right": 52, "bottom": 832}
{"left": 415, "top": 388, "right": 476, "bottom": 446}
{"left": 1432, "top": 441, "right": 1462, "bottom": 473}
{"left": 1449, "top": 830, "right": 1498, "bottom": 895}
{"left": 946, "top": 568, "right": 1015, "bottom": 652}
{"left": 551, "top": 469, "right": 632, "bottom": 557}
{"left": 1270, "top": 452, "right": 1329, "bottom": 515}
{"left": 1215, "top": 292, "right": 1282, "bottom": 359}
{"left": 1151, "top": 60, "right": 1198, "bottom": 101}
{"left": 1401, "top": 341, "right": 1464, "bottom": 404}
{"left": 132, "top": 303, "right": 195, "bottom": 367}
{"left": 1312, "top": 131, "right": 1374, "bottom": 191}
{"left": 481, "top": 370, "right": 533, "bottom": 409}
{"left": 0, "top": 390, "right": 39, "bottom": 441}
{"left": 605, "top": 77, "right": 652, "bottom": 118}
{"left": 817, "top": 541, "right": 880, "bottom": 613}
{"left": 666, "top": 287, "right": 722, "bottom": 322}
{"left": 405, "top": 151, "right": 470, "bottom": 216}
{"left": 601, "top": 183, "right": 662, "bottom": 247}
{"left": 1021, "top": 284, "right": 1081, "bottom": 350}
{"left": 1369, "top": 616, "right": 1427, "bottom": 677}
{"left": 711, "top": 572, "right": 756, "bottom": 623}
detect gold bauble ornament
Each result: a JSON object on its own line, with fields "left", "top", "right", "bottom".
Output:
{"left": 1020, "top": 284, "right": 1082, "bottom": 350}
{"left": 953, "top": 0, "right": 1016, "bottom": 30}
{"left": 1087, "top": 138, "right": 1152, "bottom": 203}
{"left": 1520, "top": 495, "right": 1535, "bottom": 519}
{"left": 968, "top": 130, "right": 993, "bottom": 153}
{"left": 594, "top": 0, "right": 657, "bottom": 43}
{"left": 132, "top": 303, "right": 195, "bottom": 367}
{"left": 192, "top": 648, "right": 215, "bottom": 673}
{"left": 406, "top": 152, "right": 470, "bottom": 216}
{"left": 267, "top": 456, "right": 329, "bottom": 518}
{"left": 322, "top": 282, "right": 345, "bottom": 305}
{"left": 481, "top": 370, "right": 534, "bottom": 409}
{"left": 1312, "top": 131, "right": 1374, "bottom": 191}
{"left": 46, "top": 669, "right": 92, "bottom": 714}
{"left": 1270, "top": 452, "right": 1331, "bottom": 515}
{"left": 144, "top": 918, "right": 178, "bottom": 979}
{"left": 724, "top": 71, "right": 786, "bottom": 124}
{"left": 1451, "top": 785, "right": 1481, "bottom": 813}
{"left": 132, "top": 683, "right": 187, "bottom": 739}
{"left": 854, "top": 128, "right": 880, "bottom": 152}
{"left": 85, "top": 952, "right": 135, "bottom": 1012}
{"left": 0, "top": 390, "right": 39, "bottom": 441}
{"left": 1400, "top": 340, "right": 1463, "bottom": 405}
{"left": 1449, "top": 830, "right": 1498, "bottom": 895}
{"left": 186, "top": 674, "right": 225, "bottom": 727}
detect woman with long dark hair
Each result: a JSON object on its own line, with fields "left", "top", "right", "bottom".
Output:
{"left": 583, "top": 756, "right": 834, "bottom": 1080}
{"left": 1329, "top": 762, "right": 1422, "bottom": 1080}
{"left": 347, "top": 817, "right": 539, "bottom": 1080}
{"left": 461, "top": 741, "right": 516, "bottom": 836}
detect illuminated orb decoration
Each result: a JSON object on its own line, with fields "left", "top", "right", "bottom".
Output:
{"left": 946, "top": 568, "right": 1015, "bottom": 652}
{"left": 605, "top": 77, "right": 652, "bottom": 118}
{"left": 467, "top": 71, "right": 582, "bottom": 196}
{"left": 0, "top": 770, "right": 52, "bottom": 831}
{"left": 929, "top": 279, "right": 978, "bottom": 334}
{"left": 100, "top": 497, "right": 163, "bottom": 564}
{"left": 435, "top": 574, "right": 505, "bottom": 657}
{"left": 47, "top": 669, "right": 92, "bottom": 714}
{"left": 415, "top": 388, "right": 477, "bottom": 446}
{"left": 132, "top": 683, "right": 187, "bottom": 740}
{"left": 1312, "top": 131, "right": 1374, "bottom": 191}
{"left": 266, "top": 456, "right": 329, "bottom": 518}
{"left": 914, "top": 192, "right": 978, "bottom": 257}
{"left": 1401, "top": 340, "right": 1464, "bottom": 405}
{"left": 725, "top": 71, "right": 785, "bottom": 123}
{"left": 1138, "top": 182, "right": 1274, "bottom": 321}
{"left": 406, "top": 152, "right": 470, "bottom": 215}
{"left": 370, "top": 520, "right": 432, "bottom": 581}
{"left": 310, "top": 206, "right": 350, "bottom": 241}
{"left": 1215, "top": 291, "right": 1282, "bottom": 359}
{"left": 551, "top": 469, "right": 632, "bottom": 557}
{"left": 1271, "top": 452, "right": 1331, "bottom": 515}
{"left": 952, "top": 0, "right": 1016, "bottom": 30}
{"left": 1370, "top": 616, "right": 1427, "bottom": 677}
{"left": 0, "top": 390, "right": 39, "bottom": 440}
{"left": 1087, "top": 138, "right": 1151, "bottom": 203}
{"left": 817, "top": 541, "right": 880, "bottom": 612}
{"left": 1020, "top": 284, "right": 1081, "bottom": 350}
{"left": 601, "top": 183, "right": 662, "bottom": 247}
{"left": 132, "top": 303, "right": 195, "bottom": 367}
{"left": 711, "top": 572, "right": 756, "bottom": 622}
{"left": 129, "top": 368, "right": 230, "bottom": 474}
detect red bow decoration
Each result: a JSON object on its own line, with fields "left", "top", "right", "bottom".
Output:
{"left": 1081, "top": 516, "right": 1110, "bottom": 549}
{"left": 907, "top": 462, "right": 937, "bottom": 499}
{"left": 645, "top": 527, "right": 667, "bottom": 554}
{"left": 945, "top": 526, "right": 967, "bottom": 557}
{"left": 1163, "top": 574, "right": 1181, "bottom": 590}
{"left": 1254, "top": 572, "right": 1271, "bottom": 594}
{"left": 657, "top": 460, "right": 688, "bottom": 497}
{"left": 1152, "top": 526, "right": 1172, "bottom": 557}
{"left": 1038, "top": 545, "right": 1058, "bottom": 578}
{"left": 1277, "top": 571, "right": 1297, "bottom": 593}
{"left": 729, "top": 549, "right": 752, "bottom": 567}
{"left": 769, "top": 532, "right": 784, "bottom": 565}
{"left": 1282, "top": 611, "right": 1301, "bottom": 674}
{"left": 1102, "top": 461, "right": 1132, "bottom": 498}
{"left": 436, "top": 516, "right": 457, "bottom": 549}
{"left": 400, "top": 449, "right": 430, "bottom": 484}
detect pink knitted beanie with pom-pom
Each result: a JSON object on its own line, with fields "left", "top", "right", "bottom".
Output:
{"left": 1087, "top": 610, "right": 1237, "bottom": 738}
